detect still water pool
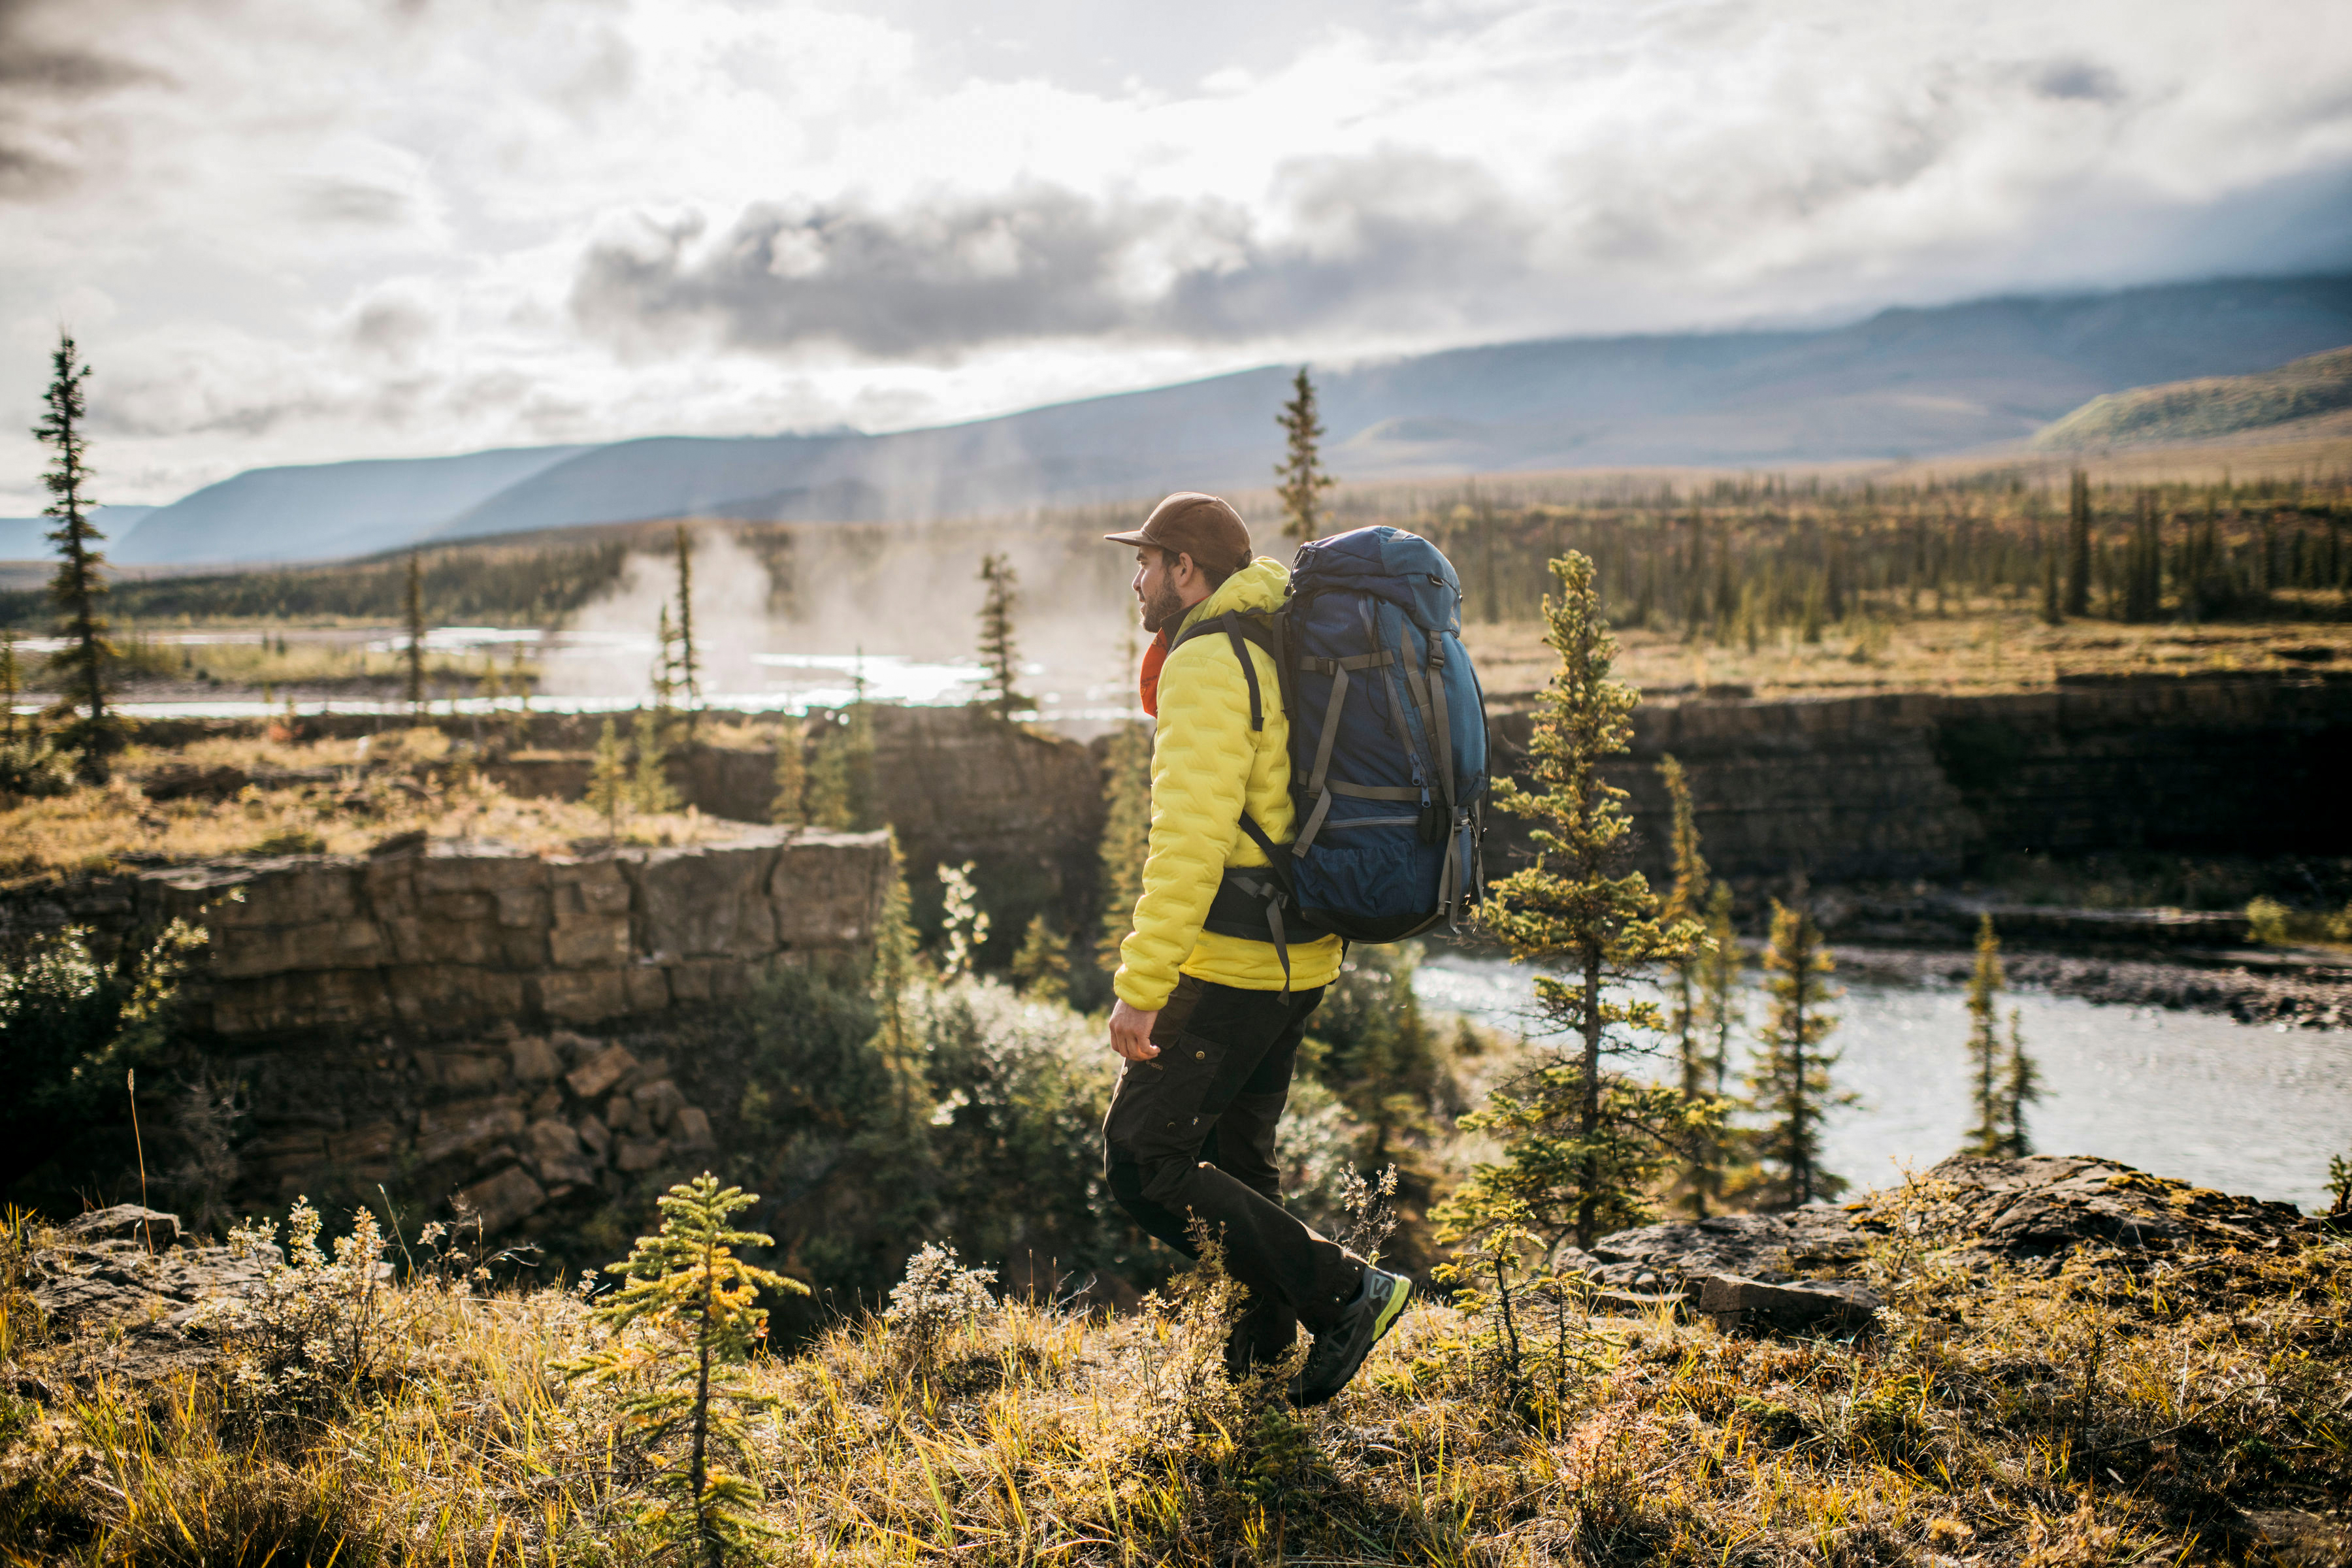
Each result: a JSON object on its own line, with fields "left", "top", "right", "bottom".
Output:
{"left": 1413, "top": 952, "right": 2351, "bottom": 1213}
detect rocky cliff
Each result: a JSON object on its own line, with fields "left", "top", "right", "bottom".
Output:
{"left": 3, "top": 828, "right": 892, "bottom": 1039}
{"left": 1488, "top": 670, "right": 2352, "bottom": 884}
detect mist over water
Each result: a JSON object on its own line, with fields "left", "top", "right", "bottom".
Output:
{"left": 1414, "top": 951, "right": 2351, "bottom": 1213}
{"left": 540, "top": 529, "right": 789, "bottom": 709}
{"left": 525, "top": 520, "right": 1151, "bottom": 722}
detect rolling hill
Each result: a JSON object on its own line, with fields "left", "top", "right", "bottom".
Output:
{"left": 2032, "top": 343, "right": 2352, "bottom": 449}
{"left": 0, "top": 506, "right": 155, "bottom": 561}
{"left": 110, "top": 272, "right": 2352, "bottom": 568}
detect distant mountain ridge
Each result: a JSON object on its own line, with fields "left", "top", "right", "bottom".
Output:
{"left": 2033, "top": 344, "right": 2352, "bottom": 449}
{"left": 111, "top": 272, "right": 2352, "bottom": 568}
{"left": 0, "top": 506, "right": 155, "bottom": 561}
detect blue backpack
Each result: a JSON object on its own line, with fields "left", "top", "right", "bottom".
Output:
{"left": 1173, "top": 526, "right": 1490, "bottom": 987}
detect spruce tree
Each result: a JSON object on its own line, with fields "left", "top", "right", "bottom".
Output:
{"left": 804, "top": 713, "right": 855, "bottom": 830}
{"left": 504, "top": 640, "right": 532, "bottom": 751}
{"left": 632, "top": 708, "right": 681, "bottom": 815}
{"left": 672, "top": 527, "right": 701, "bottom": 738}
{"left": 1274, "top": 366, "right": 1336, "bottom": 546}
{"left": 2123, "top": 492, "right": 2163, "bottom": 623}
{"left": 1434, "top": 551, "right": 1704, "bottom": 1256}
{"left": 559, "top": 1174, "right": 802, "bottom": 1567}
{"left": 2063, "top": 470, "right": 2092, "bottom": 618}
{"left": 1695, "top": 879, "right": 1746, "bottom": 1207}
{"left": 1962, "top": 913, "right": 2007, "bottom": 1154}
{"left": 1010, "top": 912, "right": 1070, "bottom": 1005}
{"left": 1747, "top": 899, "right": 1848, "bottom": 1207}
{"left": 588, "top": 716, "right": 629, "bottom": 840}
{"left": 804, "top": 676, "right": 877, "bottom": 832}
{"left": 653, "top": 603, "right": 678, "bottom": 715}
{"left": 1094, "top": 719, "right": 1152, "bottom": 973}
{"left": 768, "top": 719, "right": 807, "bottom": 826}
{"left": 1998, "top": 1008, "right": 2042, "bottom": 1158}
{"left": 35, "top": 333, "right": 116, "bottom": 768}
{"left": 1658, "top": 755, "right": 1719, "bottom": 1217}
{"left": 403, "top": 552, "right": 427, "bottom": 715}
{"left": 1, "top": 629, "right": 19, "bottom": 742}
{"left": 867, "top": 832, "right": 923, "bottom": 1129}
{"left": 975, "top": 551, "right": 1028, "bottom": 721}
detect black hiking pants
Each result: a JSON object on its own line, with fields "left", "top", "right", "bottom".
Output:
{"left": 1102, "top": 975, "right": 1365, "bottom": 1365}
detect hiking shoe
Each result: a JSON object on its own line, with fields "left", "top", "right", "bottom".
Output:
{"left": 1292, "top": 1267, "right": 1412, "bottom": 1407}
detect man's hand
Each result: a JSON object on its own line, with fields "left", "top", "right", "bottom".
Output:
{"left": 1109, "top": 998, "right": 1161, "bottom": 1062}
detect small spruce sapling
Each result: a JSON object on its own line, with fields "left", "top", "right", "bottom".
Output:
{"left": 35, "top": 332, "right": 118, "bottom": 770}
{"left": 1009, "top": 913, "right": 1070, "bottom": 1005}
{"left": 1658, "top": 754, "right": 1722, "bottom": 1217}
{"left": 1747, "top": 898, "right": 1851, "bottom": 1207}
{"left": 975, "top": 551, "right": 1030, "bottom": 721}
{"left": 672, "top": 526, "right": 702, "bottom": 738}
{"left": 768, "top": 720, "right": 807, "bottom": 826}
{"left": 2326, "top": 1152, "right": 2352, "bottom": 1217}
{"left": 403, "top": 552, "right": 427, "bottom": 716}
{"left": 1095, "top": 718, "right": 1152, "bottom": 972}
{"left": 632, "top": 707, "right": 681, "bottom": 815}
{"left": 1274, "top": 366, "right": 1336, "bottom": 546}
{"left": 560, "top": 1174, "right": 804, "bottom": 1568}
{"left": 1999, "top": 1007, "right": 2041, "bottom": 1158}
{"left": 588, "top": 717, "right": 629, "bottom": 840}
{"left": 1962, "top": 913, "right": 2007, "bottom": 1156}
{"left": 1433, "top": 551, "right": 1705, "bottom": 1260}
{"left": 868, "top": 833, "right": 923, "bottom": 1128}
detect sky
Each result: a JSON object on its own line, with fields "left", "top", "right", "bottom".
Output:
{"left": 3, "top": 0, "right": 2350, "bottom": 512}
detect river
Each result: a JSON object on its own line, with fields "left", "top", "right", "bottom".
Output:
{"left": 1413, "top": 951, "right": 2351, "bottom": 1213}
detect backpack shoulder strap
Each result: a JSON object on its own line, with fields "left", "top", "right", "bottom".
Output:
{"left": 1171, "top": 610, "right": 1280, "bottom": 731}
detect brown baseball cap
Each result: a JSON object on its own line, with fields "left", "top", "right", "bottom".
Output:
{"left": 1103, "top": 492, "right": 1254, "bottom": 574}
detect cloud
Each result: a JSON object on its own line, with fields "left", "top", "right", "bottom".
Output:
{"left": 300, "top": 178, "right": 413, "bottom": 227}
{"left": 570, "top": 151, "right": 1539, "bottom": 359}
{"left": 7, "top": 0, "right": 2352, "bottom": 511}
{"left": 0, "top": 0, "right": 167, "bottom": 199}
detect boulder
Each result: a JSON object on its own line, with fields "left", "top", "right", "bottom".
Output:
{"left": 29, "top": 1228, "right": 278, "bottom": 1380}
{"left": 564, "top": 1043, "right": 638, "bottom": 1100}
{"left": 414, "top": 1096, "right": 526, "bottom": 1166}
{"left": 509, "top": 1034, "right": 561, "bottom": 1083}
{"left": 62, "top": 1205, "right": 181, "bottom": 1250}
{"left": 574, "top": 1115, "right": 611, "bottom": 1160}
{"left": 632, "top": 1078, "right": 687, "bottom": 1130}
{"left": 1693, "top": 1273, "right": 1880, "bottom": 1337}
{"left": 1573, "top": 1207, "right": 1867, "bottom": 1292}
{"left": 614, "top": 1137, "right": 668, "bottom": 1173}
{"left": 672, "top": 1105, "right": 714, "bottom": 1151}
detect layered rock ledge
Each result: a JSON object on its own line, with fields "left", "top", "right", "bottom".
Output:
{"left": 4, "top": 827, "right": 892, "bottom": 1041}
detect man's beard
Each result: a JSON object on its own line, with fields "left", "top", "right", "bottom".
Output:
{"left": 1138, "top": 577, "right": 1185, "bottom": 634}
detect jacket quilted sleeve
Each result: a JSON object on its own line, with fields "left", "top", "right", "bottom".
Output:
{"left": 1113, "top": 632, "right": 1261, "bottom": 1010}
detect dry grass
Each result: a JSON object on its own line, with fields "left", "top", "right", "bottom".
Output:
{"left": 0, "top": 730, "right": 740, "bottom": 881}
{"left": 1463, "top": 606, "right": 2352, "bottom": 704}
{"left": 3, "top": 1199, "right": 2344, "bottom": 1567}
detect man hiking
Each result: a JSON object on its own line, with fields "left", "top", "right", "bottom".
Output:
{"left": 1100, "top": 491, "right": 1411, "bottom": 1405}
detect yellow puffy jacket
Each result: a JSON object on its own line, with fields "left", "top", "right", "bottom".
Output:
{"left": 1113, "top": 557, "right": 1345, "bottom": 1010}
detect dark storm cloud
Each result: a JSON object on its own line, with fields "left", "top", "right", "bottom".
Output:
{"left": 2032, "top": 59, "right": 2125, "bottom": 104}
{"left": 0, "top": 0, "right": 169, "bottom": 201}
{"left": 570, "top": 152, "right": 1534, "bottom": 358}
